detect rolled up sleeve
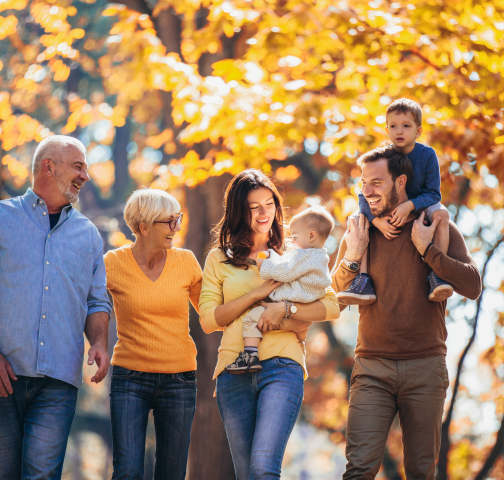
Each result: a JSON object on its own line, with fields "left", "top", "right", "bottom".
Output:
{"left": 319, "top": 287, "right": 340, "bottom": 320}
{"left": 199, "top": 250, "right": 224, "bottom": 334}
{"left": 87, "top": 236, "right": 112, "bottom": 317}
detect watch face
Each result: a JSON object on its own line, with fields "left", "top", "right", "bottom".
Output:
{"left": 349, "top": 262, "right": 359, "bottom": 271}
{"left": 291, "top": 304, "right": 298, "bottom": 313}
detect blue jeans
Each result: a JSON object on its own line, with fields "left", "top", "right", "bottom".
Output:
{"left": 216, "top": 357, "right": 304, "bottom": 480}
{"left": 110, "top": 365, "right": 197, "bottom": 480}
{"left": 0, "top": 375, "right": 78, "bottom": 480}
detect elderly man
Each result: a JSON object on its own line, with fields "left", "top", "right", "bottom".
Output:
{"left": 0, "top": 135, "right": 112, "bottom": 479}
{"left": 332, "top": 144, "right": 481, "bottom": 479}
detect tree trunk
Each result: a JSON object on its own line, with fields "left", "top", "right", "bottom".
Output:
{"left": 185, "top": 174, "right": 234, "bottom": 480}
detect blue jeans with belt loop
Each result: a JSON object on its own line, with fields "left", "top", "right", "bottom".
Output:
{"left": 110, "top": 365, "right": 197, "bottom": 480}
{"left": 0, "top": 375, "right": 78, "bottom": 480}
{"left": 216, "top": 357, "right": 304, "bottom": 480}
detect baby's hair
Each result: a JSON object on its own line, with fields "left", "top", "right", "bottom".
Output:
{"left": 386, "top": 98, "right": 422, "bottom": 127}
{"left": 291, "top": 206, "right": 334, "bottom": 241}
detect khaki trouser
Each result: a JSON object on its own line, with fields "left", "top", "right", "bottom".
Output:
{"left": 344, "top": 356, "right": 449, "bottom": 480}
{"left": 243, "top": 306, "right": 266, "bottom": 338}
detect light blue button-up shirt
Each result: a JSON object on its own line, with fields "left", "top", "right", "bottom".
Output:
{"left": 0, "top": 188, "right": 112, "bottom": 387}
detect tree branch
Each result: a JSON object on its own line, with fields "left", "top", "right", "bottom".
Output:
{"left": 437, "top": 236, "right": 503, "bottom": 479}
{"left": 473, "top": 416, "right": 504, "bottom": 480}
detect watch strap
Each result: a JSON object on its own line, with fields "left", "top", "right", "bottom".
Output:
{"left": 342, "top": 256, "right": 360, "bottom": 270}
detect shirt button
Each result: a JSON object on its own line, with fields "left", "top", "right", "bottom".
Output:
{"left": 33, "top": 203, "right": 36, "bottom": 207}
{"left": 42, "top": 315, "right": 46, "bottom": 319}
{"left": 40, "top": 342, "right": 44, "bottom": 346}
{"left": 43, "top": 212, "right": 47, "bottom": 216}
{"left": 45, "top": 286, "right": 49, "bottom": 290}
{"left": 39, "top": 200, "right": 44, "bottom": 204}
{"left": 46, "top": 261, "right": 49, "bottom": 265}
{"left": 48, "top": 235, "right": 50, "bottom": 238}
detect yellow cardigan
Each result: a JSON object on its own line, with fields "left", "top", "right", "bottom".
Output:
{"left": 105, "top": 245, "right": 202, "bottom": 374}
{"left": 199, "top": 248, "right": 340, "bottom": 379}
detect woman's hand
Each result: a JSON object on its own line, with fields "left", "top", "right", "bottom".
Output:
{"left": 257, "top": 301, "right": 285, "bottom": 332}
{"left": 251, "top": 279, "right": 283, "bottom": 302}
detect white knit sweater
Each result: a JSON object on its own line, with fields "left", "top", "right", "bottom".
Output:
{"left": 259, "top": 248, "right": 331, "bottom": 303}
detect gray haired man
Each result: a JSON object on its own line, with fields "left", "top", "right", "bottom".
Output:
{"left": 0, "top": 135, "right": 112, "bottom": 479}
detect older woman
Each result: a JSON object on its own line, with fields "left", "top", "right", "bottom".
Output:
{"left": 199, "top": 169, "right": 340, "bottom": 479}
{"left": 104, "top": 188, "right": 202, "bottom": 480}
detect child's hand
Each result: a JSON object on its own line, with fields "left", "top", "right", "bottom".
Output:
{"left": 390, "top": 201, "right": 414, "bottom": 227}
{"left": 372, "top": 216, "right": 401, "bottom": 240}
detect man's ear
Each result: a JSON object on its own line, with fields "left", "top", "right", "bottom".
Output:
{"left": 40, "top": 158, "right": 55, "bottom": 177}
{"left": 396, "top": 174, "right": 408, "bottom": 192}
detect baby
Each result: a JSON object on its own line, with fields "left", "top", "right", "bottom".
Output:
{"left": 225, "top": 206, "right": 334, "bottom": 374}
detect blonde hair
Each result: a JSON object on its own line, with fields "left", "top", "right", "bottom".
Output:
{"left": 124, "top": 188, "right": 181, "bottom": 237}
{"left": 290, "top": 206, "right": 334, "bottom": 241}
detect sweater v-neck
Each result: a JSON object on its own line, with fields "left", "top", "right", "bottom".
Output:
{"left": 128, "top": 246, "right": 171, "bottom": 284}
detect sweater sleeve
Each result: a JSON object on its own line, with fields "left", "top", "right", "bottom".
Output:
{"left": 103, "top": 250, "right": 116, "bottom": 291}
{"left": 423, "top": 222, "right": 482, "bottom": 300}
{"left": 260, "top": 249, "right": 317, "bottom": 282}
{"left": 359, "top": 192, "right": 376, "bottom": 223}
{"left": 411, "top": 148, "right": 442, "bottom": 211}
{"left": 198, "top": 249, "right": 225, "bottom": 334}
{"left": 187, "top": 251, "right": 202, "bottom": 315}
{"left": 330, "top": 237, "right": 359, "bottom": 312}
{"left": 319, "top": 287, "right": 340, "bottom": 320}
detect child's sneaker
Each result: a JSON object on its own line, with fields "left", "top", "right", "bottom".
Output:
{"left": 336, "top": 274, "right": 377, "bottom": 306}
{"left": 428, "top": 273, "right": 453, "bottom": 302}
{"left": 225, "top": 352, "right": 262, "bottom": 374}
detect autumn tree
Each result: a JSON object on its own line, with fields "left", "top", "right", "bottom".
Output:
{"left": 1, "top": 0, "right": 504, "bottom": 478}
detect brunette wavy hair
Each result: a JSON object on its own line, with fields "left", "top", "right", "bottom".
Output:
{"left": 213, "top": 169, "right": 286, "bottom": 269}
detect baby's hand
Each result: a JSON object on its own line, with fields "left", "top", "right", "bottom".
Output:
{"left": 256, "top": 251, "right": 269, "bottom": 269}
{"left": 390, "top": 201, "right": 414, "bottom": 227}
{"left": 372, "top": 216, "right": 401, "bottom": 240}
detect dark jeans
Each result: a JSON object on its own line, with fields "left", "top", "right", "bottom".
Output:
{"left": 110, "top": 365, "right": 197, "bottom": 480}
{"left": 216, "top": 357, "right": 304, "bottom": 480}
{"left": 344, "top": 356, "right": 449, "bottom": 480}
{"left": 0, "top": 375, "right": 78, "bottom": 480}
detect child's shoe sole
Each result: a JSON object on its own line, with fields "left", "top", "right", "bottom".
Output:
{"left": 336, "top": 293, "right": 377, "bottom": 306}
{"left": 428, "top": 285, "right": 454, "bottom": 302}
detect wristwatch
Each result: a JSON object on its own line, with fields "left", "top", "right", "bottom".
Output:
{"left": 284, "top": 300, "right": 298, "bottom": 318}
{"left": 342, "top": 256, "right": 360, "bottom": 272}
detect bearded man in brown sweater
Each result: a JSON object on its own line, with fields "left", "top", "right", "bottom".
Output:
{"left": 332, "top": 144, "right": 482, "bottom": 480}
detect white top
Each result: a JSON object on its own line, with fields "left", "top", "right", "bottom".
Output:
{"left": 260, "top": 248, "right": 332, "bottom": 303}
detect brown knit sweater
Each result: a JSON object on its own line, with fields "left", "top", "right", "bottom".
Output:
{"left": 332, "top": 219, "right": 481, "bottom": 359}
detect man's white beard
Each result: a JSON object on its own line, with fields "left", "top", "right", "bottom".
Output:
{"left": 55, "top": 170, "right": 79, "bottom": 204}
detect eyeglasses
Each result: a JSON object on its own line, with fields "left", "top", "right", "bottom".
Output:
{"left": 154, "top": 213, "right": 183, "bottom": 230}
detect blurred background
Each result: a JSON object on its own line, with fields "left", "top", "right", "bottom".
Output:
{"left": 1, "top": 0, "right": 504, "bottom": 478}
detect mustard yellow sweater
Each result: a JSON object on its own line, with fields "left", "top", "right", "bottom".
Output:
{"left": 199, "top": 248, "right": 340, "bottom": 379}
{"left": 104, "top": 245, "right": 202, "bottom": 373}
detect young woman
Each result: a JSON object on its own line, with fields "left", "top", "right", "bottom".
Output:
{"left": 105, "top": 188, "right": 202, "bottom": 480}
{"left": 199, "top": 169, "right": 340, "bottom": 479}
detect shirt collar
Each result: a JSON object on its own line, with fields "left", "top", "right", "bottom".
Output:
{"left": 23, "top": 188, "right": 73, "bottom": 216}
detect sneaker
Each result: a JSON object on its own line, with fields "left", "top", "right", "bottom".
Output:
{"left": 225, "top": 352, "right": 262, "bottom": 374}
{"left": 336, "top": 274, "right": 377, "bottom": 306}
{"left": 428, "top": 273, "right": 453, "bottom": 302}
